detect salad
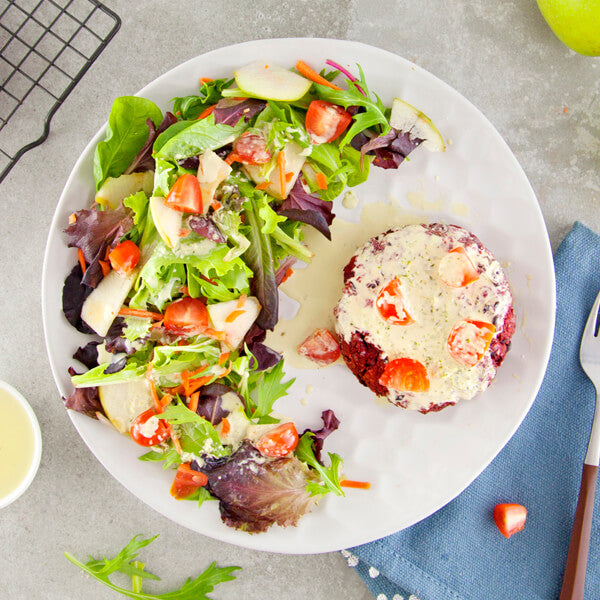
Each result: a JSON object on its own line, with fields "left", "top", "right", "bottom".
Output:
{"left": 62, "top": 58, "right": 443, "bottom": 533}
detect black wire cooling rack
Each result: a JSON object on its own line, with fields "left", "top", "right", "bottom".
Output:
{"left": 0, "top": 0, "right": 120, "bottom": 183}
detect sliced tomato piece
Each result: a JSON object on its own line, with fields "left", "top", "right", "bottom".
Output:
{"left": 165, "top": 174, "right": 203, "bottom": 213}
{"left": 376, "top": 277, "right": 414, "bottom": 325}
{"left": 447, "top": 319, "right": 495, "bottom": 367}
{"left": 233, "top": 131, "right": 271, "bottom": 165}
{"left": 170, "top": 463, "right": 208, "bottom": 500}
{"left": 305, "top": 100, "right": 352, "bottom": 145}
{"left": 493, "top": 503, "right": 527, "bottom": 538}
{"left": 438, "top": 246, "right": 480, "bottom": 288}
{"left": 255, "top": 423, "right": 299, "bottom": 457}
{"left": 297, "top": 328, "right": 341, "bottom": 366}
{"left": 108, "top": 240, "right": 140, "bottom": 275}
{"left": 379, "top": 358, "right": 430, "bottom": 392}
{"left": 130, "top": 408, "right": 170, "bottom": 446}
{"left": 163, "top": 297, "right": 209, "bottom": 336}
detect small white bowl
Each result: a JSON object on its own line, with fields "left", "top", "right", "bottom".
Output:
{"left": 0, "top": 381, "right": 42, "bottom": 509}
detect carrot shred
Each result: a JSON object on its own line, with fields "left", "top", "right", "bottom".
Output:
{"left": 179, "top": 228, "right": 191, "bottom": 238}
{"left": 225, "top": 152, "right": 241, "bottom": 165}
{"left": 146, "top": 366, "right": 163, "bottom": 414}
{"left": 99, "top": 259, "right": 111, "bottom": 277}
{"left": 221, "top": 417, "right": 231, "bottom": 436}
{"left": 205, "top": 327, "right": 227, "bottom": 341}
{"left": 280, "top": 267, "right": 294, "bottom": 284}
{"left": 277, "top": 151, "right": 286, "bottom": 198}
{"left": 197, "top": 104, "right": 216, "bottom": 120}
{"left": 160, "top": 393, "right": 172, "bottom": 409}
{"left": 225, "top": 309, "right": 245, "bottom": 323}
{"left": 316, "top": 172, "right": 328, "bottom": 190}
{"left": 77, "top": 248, "right": 86, "bottom": 275}
{"left": 255, "top": 181, "right": 271, "bottom": 190}
{"left": 118, "top": 307, "right": 163, "bottom": 320}
{"left": 340, "top": 479, "right": 371, "bottom": 489}
{"left": 200, "top": 77, "right": 213, "bottom": 84}
{"left": 180, "top": 286, "right": 189, "bottom": 296}
{"left": 166, "top": 384, "right": 186, "bottom": 396}
{"left": 188, "top": 391, "right": 200, "bottom": 413}
{"left": 296, "top": 60, "right": 341, "bottom": 90}
{"left": 218, "top": 351, "right": 230, "bottom": 366}
{"left": 285, "top": 172, "right": 294, "bottom": 183}
{"left": 69, "top": 213, "right": 77, "bottom": 224}
{"left": 169, "top": 425, "right": 182, "bottom": 453}
{"left": 150, "top": 319, "right": 164, "bottom": 330}
{"left": 211, "top": 200, "right": 222, "bottom": 211}
{"left": 236, "top": 293, "right": 247, "bottom": 308}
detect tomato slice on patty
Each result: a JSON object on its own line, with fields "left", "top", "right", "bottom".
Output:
{"left": 376, "top": 277, "right": 414, "bottom": 325}
{"left": 438, "top": 246, "right": 480, "bottom": 287}
{"left": 379, "top": 358, "right": 430, "bottom": 392}
{"left": 447, "top": 319, "right": 496, "bottom": 367}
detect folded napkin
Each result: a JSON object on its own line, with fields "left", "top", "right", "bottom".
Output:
{"left": 346, "top": 222, "right": 600, "bottom": 600}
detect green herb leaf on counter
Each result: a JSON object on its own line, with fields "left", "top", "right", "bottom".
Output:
{"left": 65, "top": 534, "right": 240, "bottom": 599}
{"left": 295, "top": 432, "right": 344, "bottom": 497}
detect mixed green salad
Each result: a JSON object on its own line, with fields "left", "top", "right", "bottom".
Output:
{"left": 62, "top": 58, "right": 443, "bottom": 533}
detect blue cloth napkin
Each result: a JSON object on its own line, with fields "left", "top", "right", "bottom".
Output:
{"left": 346, "top": 222, "right": 600, "bottom": 600}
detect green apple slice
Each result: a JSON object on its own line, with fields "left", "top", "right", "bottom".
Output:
{"left": 234, "top": 61, "right": 312, "bottom": 102}
{"left": 95, "top": 171, "right": 154, "bottom": 210}
{"left": 99, "top": 380, "right": 154, "bottom": 434}
{"left": 390, "top": 98, "right": 445, "bottom": 152}
{"left": 149, "top": 195, "right": 182, "bottom": 249}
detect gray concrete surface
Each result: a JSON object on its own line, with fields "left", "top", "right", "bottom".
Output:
{"left": 1, "top": 1, "right": 598, "bottom": 599}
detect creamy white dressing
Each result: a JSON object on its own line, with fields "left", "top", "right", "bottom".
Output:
{"left": 138, "top": 415, "right": 160, "bottom": 438}
{"left": 335, "top": 224, "right": 512, "bottom": 411}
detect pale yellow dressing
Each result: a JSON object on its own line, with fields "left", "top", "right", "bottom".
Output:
{"left": 0, "top": 388, "right": 35, "bottom": 500}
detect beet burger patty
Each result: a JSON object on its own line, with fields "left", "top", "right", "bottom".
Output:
{"left": 334, "top": 223, "right": 515, "bottom": 413}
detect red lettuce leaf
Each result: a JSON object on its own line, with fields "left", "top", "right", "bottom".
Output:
{"left": 198, "top": 441, "right": 319, "bottom": 532}
{"left": 63, "top": 386, "right": 104, "bottom": 419}
{"left": 195, "top": 382, "right": 243, "bottom": 425}
{"left": 62, "top": 264, "right": 94, "bottom": 334}
{"left": 213, "top": 98, "right": 267, "bottom": 126}
{"left": 125, "top": 112, "right": 178, "bottom": 173}
{"left": 301, "top": 410, "right": 341, "bottom": 464}
{"left": 188, "top": 216, "right": 226, "bottom": 243}
{"left": 242, "top": 324, "right": 282, "bottom": 371}
{"left": 73, "top": 341, "right": 100, "bottom": 370}
{"left": 278, "top": 179, "right": 334, "bottom": 240}
{"left": 372, "top": 148, "right": 405, "bottom": 169}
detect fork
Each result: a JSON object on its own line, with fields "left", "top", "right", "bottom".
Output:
{"left": 560, "top": 289, "right": 600, "bottom": 600}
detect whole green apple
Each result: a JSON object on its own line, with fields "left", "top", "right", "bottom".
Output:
{"left": 536, "top": 0, "right": 600, "bottom": 56}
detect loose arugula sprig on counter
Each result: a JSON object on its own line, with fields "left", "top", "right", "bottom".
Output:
{"left": 65, "top": 535, "right": 239, "bottom": 599}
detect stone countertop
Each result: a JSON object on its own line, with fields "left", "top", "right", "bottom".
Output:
{"left": 1, "top": 1, "right": 598, "bottom": 599}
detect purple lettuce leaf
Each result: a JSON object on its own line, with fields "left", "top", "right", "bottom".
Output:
{"left": 372, "top": 148, "right": 405, "bottom": 169}
{"left": 198, "top": 441, "right": 319, "bottom": 532}
{"left": 104, "top": 318, "right": 137, "bottom": 355}
{"left": 278, "top": 179, "right": 334, "bottom": 240}
{"left": 177, "top": 156, "right": 199, "bottom": 171}
{"left": 72, "top": 341, "right": 100, "bottom": 370}
{"left": 242, "top": 324, "right": 282, "bottom": 371}
{"left": 65, "top": 207, "right": 133, "bottom": 288}
{"left": 103, "top": 356, "right": 127, "bottom": 374}
{"left": 188, "top": 216, "right": 226, "bottom": 243}
{"left": 213, "top": 98, "right": 267, "bottom": 126}
{"left": 301, "top": 410, "right": 341, "bottom": 464}
{"left": 63, "top": 386, "right": 104, "bottom": 419}
{"left": 125, "top": 112, "right": 178, "bottom": 174}
{"left": 390, "top": 130, "right": 422, "bottom": 155}
{"left": 195, "top": 382, "right": 243, "bottom": 425}
{"left": 360, "top": 127, "right": 398, "bottom": 157}
{"left": 351, "top": 128, "right": 423, "bottom": 170}
{"left": 62, "top": 264, "right": 94, "bottom": 334}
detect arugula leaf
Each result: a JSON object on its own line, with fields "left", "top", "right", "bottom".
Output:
{"left": 171, "top": 78, "right": 234, "bottom": 120}
{"left": 294, "top": 433, "right": 344, "bottom": 497}
{"left": 138, "top": 447, "right": 182, "bottom": 469}
{"left": 245, "top": 359, "right": 294, "bottom": 422}
{"left": 65, "top": 535, "right": 240, "bottom": 599}
{"left": 94, "top": 97, "right": 163, "bottom": 190}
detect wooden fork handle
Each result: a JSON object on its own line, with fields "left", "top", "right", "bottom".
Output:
{"left": 559, "top": 463, "right": 598, "bottom": 600}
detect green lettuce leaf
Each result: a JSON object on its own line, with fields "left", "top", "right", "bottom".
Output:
{"left": 294, "top": 432, "right": 344, "bottom": 497}
{"left": 171, "top": 78, "right": 234, "bottom": 120}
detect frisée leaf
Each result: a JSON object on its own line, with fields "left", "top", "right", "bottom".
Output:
{"left": 294, "top": 432, "right": 344, "bottom": 497}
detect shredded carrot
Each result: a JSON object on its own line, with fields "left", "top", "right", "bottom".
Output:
{"left": 169, "top": 425, "right": 182, "bottom": 453}
{"left": 339, "top": 479, "right": 371, "bottom": 490}
{"left": 197, "top": 104, "right": 216, "bottom": 120}
{"left": 285, "top": 172, "right": 294, "bottom": 183}
{"left": 166, "top": 384, "right": 186, "bottom": 396}
{"left": 225, "top": 152, "right": 241, "bottom": 165}
{"left": 233, "top": 96, "right": 248, "bottom": 101}
{"left": 188, "top": 391, "right": 200, "bottom": 413}
{"left": 316, "top": 172, "right": 328, "bottom": 190}
{"left": 146, "top": 366, "right": 163, "bottom": 414}
{"left": 160, "top": 393, "right": 172, "bottom": 409}
{"left": 199, "top": 273, "right": 218, "bottom": 286}
{"left": 179, "top": 228, "right": 191, "bottom": 238}
{"left": 69, "top": 213, "right": 77, "bottom": 224}
{"left": 118, "top": 307, "right": 163, "bottom": 320}
{"left": 236, "top": 293, "right": 247, "bottom": 308}
{"left": 563, "top": 107, "right": 569, "bottom": 114}
{"left": 277, "top": 151, "right": 286, "bottom": 198}
{"left": 255, "top": 181, "right": 271, "bottom": 190}
{"left": 200, "top": 77, "right": 213, "bottom": 84}
{"left": 103, "top": 246, "right": 111, "bottom": 261}
{"left": 77, "top": 248, "right": 86, "bottom": 275}
{"left": 296, "top": 60, "right": 341, "bottom": 90}
{"left": 180, "top": 285, "right": 189, "bottom": 296}
{"left": 150, "top": 319, "right": 164, "bottom": 329}
{"left": 218, "top": 351, "right": 230, "bottom": 366}
{"left": 225, "top": 309, "right": 244, "bottom": 323}
{"left": 221, "top": 418, "right": 231, "bottom": 436}
{"left": 280, "top": 267, "right": 294, "bottom": 284}
{"left": 205, "top": 327, "right": 227, "bottom": 341}
{"left": 99, "top": 259, "right": 111, "bottom": 277}
{"left": 211, "top": 200, "right": 222, "bottom": 211}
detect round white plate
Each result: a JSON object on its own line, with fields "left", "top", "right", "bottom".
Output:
{"left": 42, "top": 38, "right": 555, "bottom": 554}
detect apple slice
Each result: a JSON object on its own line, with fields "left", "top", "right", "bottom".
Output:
{"left": 244, "top": 141, "right": 306, "bottom": 200}
{"left": 149, "top": 196, "right": 183, "bottom": 249}
{"left": 81, "top": 268, "right": 139, "bottom": 337}
{"left": 95, "top": 171, "right": 154, "bottom": 209}
{"left": 99, "top": 379, "right": 154, "bottom": 434}
{"left": 234, "top": 61, "right": 312, "bottom": 102}
{"left": 207, "top": 296, "right": 261, "bottom": 349}
{"left": 389, "top": 98, "right": 445, "bottom": 152}
{"left": 197, "top": 149, "right": 232, "bottom": 211}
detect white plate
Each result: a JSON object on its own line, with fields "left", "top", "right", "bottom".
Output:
{"left": 42, "top": 39, "right": 555, "bottom": 554}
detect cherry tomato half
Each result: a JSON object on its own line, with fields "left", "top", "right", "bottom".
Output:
{"left": 165, "top": 174, "right": 203, "bottom": 213}
{"left": 130, "top": 408, "right": 170, "bottom": 446}
{"left": 376, "top": 277, "right": 414, "bottom": 325}
{"left": 493, "top": 503, "right": 527, "bottom": 539}
{"left": 170, "top": 463, "right": 208, "bottom": 500}
{"left": 379, "top": 358, "right": 430, "bottom": 392}
{"left": 233, "top": 131, "right": 271, "bottom": 165}
{"left": 438, "top": 247, "right": 480, "bottom": 288}
{"left": 305, "top": 100, "right": 352, "bottom": 145}
{"left": 297, "top": 328, "right": 341, "bottom": 366}
{"left": 447, "top": 319, "right": 495, "bottom": 367}
{"left": 255, "top": 422, "right": 299, "bottom": 457}
{"left": 163, "top": 297, "right": 209, "bottom": 336}
{"left": 108, "top": 240, "right": 140, "bottom": 275}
